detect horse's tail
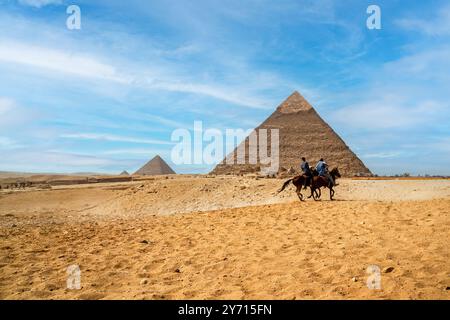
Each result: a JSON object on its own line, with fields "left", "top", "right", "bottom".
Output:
{"left": 277, "top": 178, "right": 293, "bottom": 193}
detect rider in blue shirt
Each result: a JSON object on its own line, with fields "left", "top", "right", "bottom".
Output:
{"left": 315, "top": 158, "right": 336, "bottom": 187}
{"left": 315, "top": 158, "right": 327, "bottom": 176}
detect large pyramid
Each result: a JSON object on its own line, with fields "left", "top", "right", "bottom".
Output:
{"left": 211, "top": 91, "right": 371, "bottom": 177}
{"left": 134, "top": 155, "right": 176, "bottom": 176}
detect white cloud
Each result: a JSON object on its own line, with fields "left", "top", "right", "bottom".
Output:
{"left": 0, "top": 96, "right": 37, "bottom": 130}
{"left": 0, "top": 150, "right": 127, "bottom": 172}
{"left": 363, "top": 152, "right": 403, "bottom": 159}
{"left": 0, "top": 97, "right": 15, "bottom": 115}
{"left": 331, "top": 43, "right": 450, "bottom": 131}
{"left": 383, "top": 46, "right": 450, "bottom": 82}
{"left": 17, "top": 0, "right": 62, "bottom": 8}
{"left": 60, "top": 133, "right": 173, "bottom": 145}
{"left": 0, "top": 41, "right": 126, "bottom": 83}
{"left": 0, "top": 39, "right": 273, "bottom": 108}
{"left": 396, "top": 5, "right": 450, "bottom": 36}
{"left": 429, "top": 137, "right": 450, "bottom": 154}
{"left": 102, "top": 148, "right": 170, "bottom": 156}
{"left": 143, "top": 114, "right": 186, "bottom": 128}
{"left": 151, "top": 81, "right": 270, "bottom": 109}
{"left": 332, "top": 98, "right": 443, "bottom": 130}
{"left": 0, "top": 136, "right": 18, "bottom": 148}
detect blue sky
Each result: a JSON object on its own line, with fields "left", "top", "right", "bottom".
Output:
{"left": 0, "top": 0, "right": 449, "bottom": 175}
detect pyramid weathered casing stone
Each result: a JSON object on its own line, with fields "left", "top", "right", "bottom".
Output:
{"left": 211, "top": 91, "right": 372, "bottom": 177}
{"left": 134, "top": 155, "right": 176, "bottom": 176}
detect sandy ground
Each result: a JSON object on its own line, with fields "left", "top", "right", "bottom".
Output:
{"left": 0, "top": 176, "right": 449, "bottom": 299}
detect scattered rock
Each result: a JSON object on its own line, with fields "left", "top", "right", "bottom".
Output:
{"left": 174, "top": 268, "right": 181, "bottom": 273}
{"left": 140, "top": 240, "right": 149, "bottom": 244}
{"left": 383, "top": 266, "right": 395, "bottom": 273}
{"left": 140, "top": 279, "right": 148, "bottom": 285}
{"left": 352, "top": 277, "right": 358, "bottom": 282}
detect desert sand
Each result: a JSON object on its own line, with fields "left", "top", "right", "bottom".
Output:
{"left": 0, "top": 175, "right": 449, "bottom": 299}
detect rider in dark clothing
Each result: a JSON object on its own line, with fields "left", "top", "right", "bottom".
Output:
{"left": 300, "top": 157, "right": 313, "bottom": 189}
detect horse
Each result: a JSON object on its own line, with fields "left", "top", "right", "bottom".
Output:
{"left": 310, "top": 167, "right": 341, "bottom": 201}
{"left": 277, "top": 173, "right": 319, "bottom": 201}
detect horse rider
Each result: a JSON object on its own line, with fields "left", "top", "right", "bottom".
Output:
{"left": 300, "top": 157, "right": 313, "bottom": 189}
{"left": 315, "top": 158, "right": 336, "bottom": 187}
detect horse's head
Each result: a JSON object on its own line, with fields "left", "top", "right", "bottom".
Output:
{"left": 330, "top": 167, "right": 341, "bottom": 178}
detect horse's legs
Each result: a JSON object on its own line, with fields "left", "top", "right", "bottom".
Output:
{"left": 295, "top": 186, "right": 304, "bottom": 202}
{"left": 312, "top": 187, "right": 320, "bottom": 201}
{"left": 329, "top": 187, "right": 335, "bottom": 201}
{"left": 310, "top": 187, "right": 321, "bottom": 200}
{"left": 307, "top": 186, "right": 313, "bottom": 199}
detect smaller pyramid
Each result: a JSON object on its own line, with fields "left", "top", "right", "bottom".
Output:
{"left": 119, "top": 170, "right": 130, "bottom": 176}
{"left": 134, "top": 155, "right": 176, "bottom": 176}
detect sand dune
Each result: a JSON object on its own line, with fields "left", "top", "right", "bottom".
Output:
{"left": 0, "top": 176, "right": 449, "bottom": 299}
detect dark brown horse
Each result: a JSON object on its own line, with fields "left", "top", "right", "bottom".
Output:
{"left": 277, "top": 174, "right": 319, "bottom": 201}
{"left": 310, "top": 167, "right": 341, "bottom": 201}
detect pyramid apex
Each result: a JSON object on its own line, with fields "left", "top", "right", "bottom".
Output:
{"left": 277, "top": 91, "right": 313, "bottom": 114}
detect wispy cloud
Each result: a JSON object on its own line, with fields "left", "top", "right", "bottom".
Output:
{"left": 383, "top": 46, "right": 450, "bottom": 82}
{"left": 0, "top": 41, "right": 126, "bottom": 83}
{"left": 60, "top": 133, "right": 173, "bottom": 145}
{"left": 363, "top": 152, "right": 403, "bottom": 159}
{"left": 0, "top": 136, "right": 21, "bottom": 149}
{"left": 396, "top": 4, "right": 450, "bottom": 36}
{"left": 332, "top": 95, "right": 444, "bottom": 130}
{"left": 102, "top": 148, "right": 170, "bottom": 156}
{"left": 0, "top": 97, "right": 15, "bottom": 115}
{"left": 0, "top": 39, "right": 271, "bottom": 109}
{"left": 17, "top": 0, "right": 62, "bottom": 8}
{"left": 0, "top": 96, "right": 37, "bottom": 130}
{"left": 143, "top": 114, "right": 187, "bottom": 128}
{"left": 0, "top": 149, "right": 132, "bottom": 173}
